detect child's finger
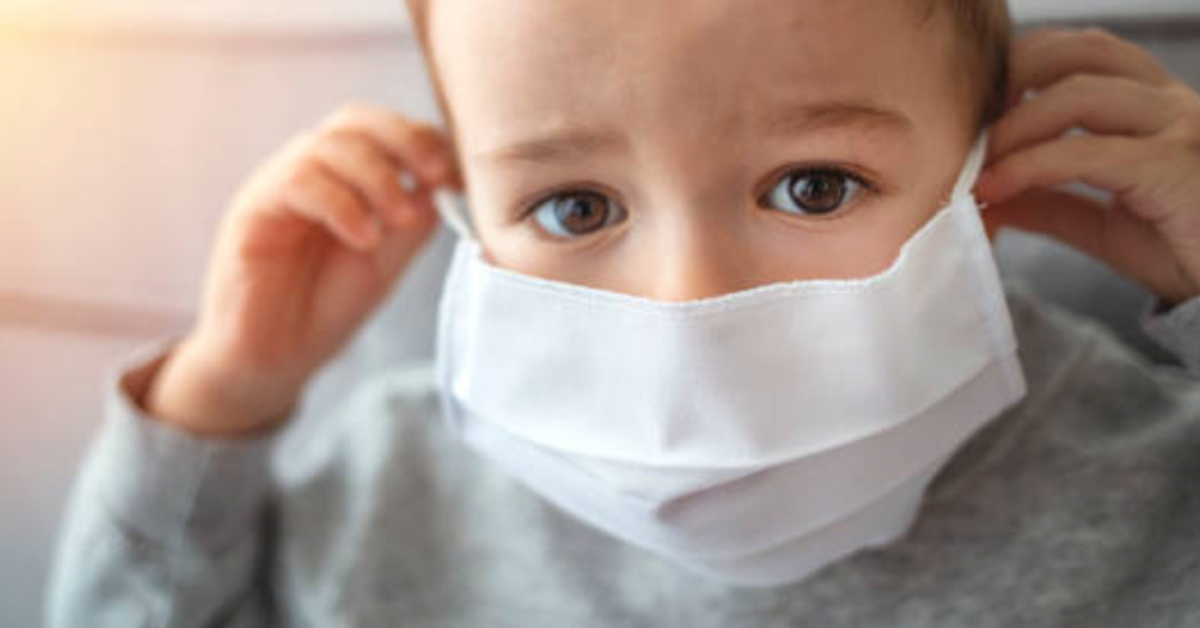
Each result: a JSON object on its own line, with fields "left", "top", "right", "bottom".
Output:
{"left": 370, "top": 203, "right": 442, "bottom": 285}
{"left": 984, "top": 187, "right": 1111, "bottom": 259}
{"left": 320, "top": 104, "right": 458, "bottom": 189}
{"left": 1007, "top": 28, "right": 1060, "bottom": 57}
{"left": 1010, "top": 28, "right": 1173, "bottom": 99}
{"left": 314, "top": 203, "right": 441, "bottom": 320}
{"left": 309, "top": 132, "right": 422, "bottom": 227}
{"left": 988, "top": 74, "right": 1170, "bottom": 163}
{"left": 976, "top": 134, "right": 1159, "bottom": 214}
{"left": 281, "top": 166, "right": 381, "bottom": 251}
{"left": 984, "top": 188, "right": 1195, "bottom": 302}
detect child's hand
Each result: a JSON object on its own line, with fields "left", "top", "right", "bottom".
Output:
{"left": 146, "top": 104, "right": 461, "bottom": 436}
{"left": 977, "top": 28, "right": 1200, "bottom": 305}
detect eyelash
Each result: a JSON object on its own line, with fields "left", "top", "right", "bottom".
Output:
{"left": 518, "top": 165, "right": 880, "bottom": 239}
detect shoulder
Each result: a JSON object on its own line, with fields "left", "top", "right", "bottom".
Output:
{"left": 265, "top": 359, "right": 524, "bottom": 530}
{"left": 1005, "top": 285, "right": 1200, "bottom": 431}
{"left": 935, "top": 286, "right": 1200, "bottom": 501}
{"left": 259, "top": 361, "right": 553, "bottom": 619}
{"left": 269, "top": 361, "right": 454, "bottom": 489}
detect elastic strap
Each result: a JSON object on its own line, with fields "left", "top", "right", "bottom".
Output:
{"left": 434, "top": 189, "right": 477, "bottom": 241}
{"left": 951, "top": 130, "right": 990, "bottom": 202}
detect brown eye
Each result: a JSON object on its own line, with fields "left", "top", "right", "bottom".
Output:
{"left": 532, "top": 191, "right": 626, "bottom": 238}
{"left": 762, "top": 168, "right": 865, "bottom": 216}
{"left": 791, "top": 172, "right": 847, "bottom": 214}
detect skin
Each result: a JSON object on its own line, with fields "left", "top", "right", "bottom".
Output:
{"left": 980, "top": 27, "right": 1200, "bottom": 305}
{"left": 143, "top": 8, "right": 1200, "bottom": 435}
{"left": 425, "top": 0, "right": 975, "bottom": 299}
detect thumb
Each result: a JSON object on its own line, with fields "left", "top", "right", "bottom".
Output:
{"left": 982, "top": 187, "right": 1194, "bottom": 302}
{"left": 982, "top": 188, "right": 1110, "bottom": 255}
{"left": 372, "top": 190, "right": 442, "bottom": 285}
{"left": 312, "top": 192, "right": 440, "bottom": 334}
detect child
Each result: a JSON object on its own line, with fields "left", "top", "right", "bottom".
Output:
{"left": 48, "top": 0, "right": 1200, "bottom": 626}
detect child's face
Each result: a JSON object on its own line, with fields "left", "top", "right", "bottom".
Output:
{"left": 427, "top": 0, "right": 977, "bottom": 300}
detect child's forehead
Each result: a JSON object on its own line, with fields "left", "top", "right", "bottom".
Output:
{"left": 428, "top": 0, "right": 934, "bottom": 77}
{"left": 425, "top": 0, "right": 962, "bottom": 158}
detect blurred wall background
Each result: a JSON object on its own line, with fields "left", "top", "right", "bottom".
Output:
{"left": 0, "top": 1, "right": 1198, "bottom": 626}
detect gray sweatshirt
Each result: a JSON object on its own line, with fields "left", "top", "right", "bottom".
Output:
{"left": 46, "top": 288, "right": 1200, "bottom": 628}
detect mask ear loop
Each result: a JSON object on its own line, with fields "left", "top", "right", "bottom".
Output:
{"left": 952, "top": 130, "right": 990, "bottom": 206}
{"left": 433, "top": 188, "right": 478, "bottom": 242}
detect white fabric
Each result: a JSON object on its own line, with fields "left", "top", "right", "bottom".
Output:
{"left": 432, "top": 133, "right": 1028, "bottom": 586}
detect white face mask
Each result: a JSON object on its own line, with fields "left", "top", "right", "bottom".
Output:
{"left": 432, "top": 133, "right": 1027, "bottom": 586}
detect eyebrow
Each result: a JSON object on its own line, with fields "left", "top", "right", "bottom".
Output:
{"left": 760, "top": 100, "right": 914, "bottom": 139}
{"left": 476, "top": 99, "right": 913, "bottom": 167}
{"left": 476, "top": 128, "right": 627, "bottom": 167}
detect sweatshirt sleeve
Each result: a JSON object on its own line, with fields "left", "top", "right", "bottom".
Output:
{"left": 45, "top": 337, "right": 285, "bottom": 628}
{"left": 1143, "top": 295, "right": 1200, "bottom": 376}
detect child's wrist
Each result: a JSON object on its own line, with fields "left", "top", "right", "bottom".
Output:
{"left": 143, "top": 334, "right": 303, "bottom": 438}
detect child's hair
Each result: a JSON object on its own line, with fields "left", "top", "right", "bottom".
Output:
{"left": 404, "top": 0, "right": 1012, "bottom": 133}
{"left": 934, "top": 0, "right": 1013, "bottom": 126}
